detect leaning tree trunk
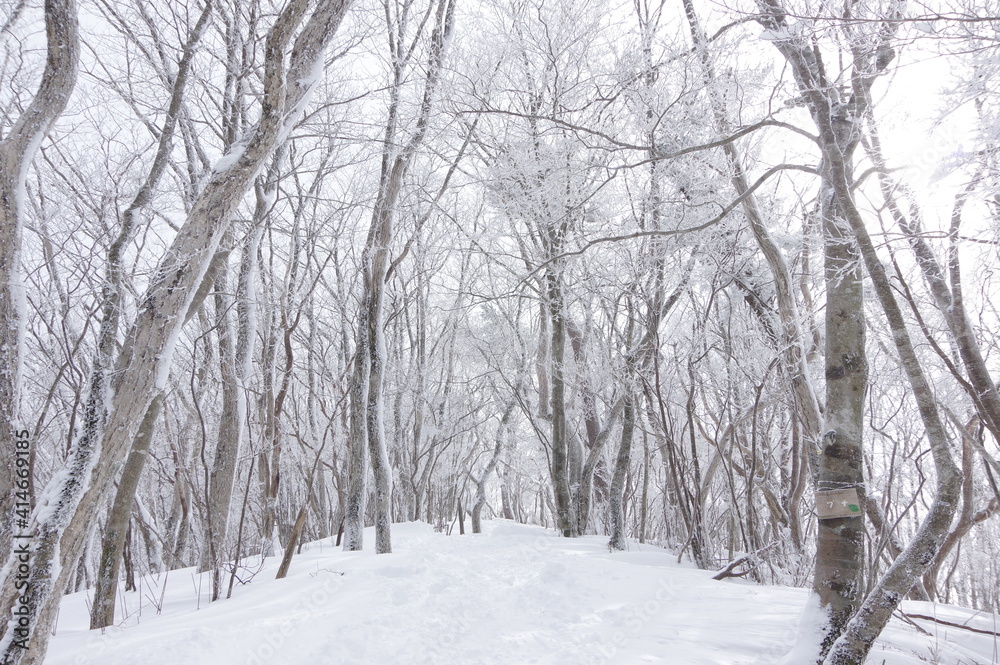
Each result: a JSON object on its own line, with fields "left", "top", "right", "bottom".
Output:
{"left": 88, "top": 249, "right": 228, "bottom": 629}
{"left": 275, "top": 441, "right": 326, "bottom": 580}
{"left": 89, "top": 394, "right": 163, "bottom": 629}
{"left": 866, "top": 115, "right": 1000, "bottom": 465}
{"left": 87, "top": 4, "right": 215, "bottom": 629}
{"left": 0, "top": 3, "right": 352, "bottom": 663}
{"left": 922, "top": 426, "right": 998, "bottom": 599}
{"left": 0, "top": 0, "right": 78, "bottom": 566}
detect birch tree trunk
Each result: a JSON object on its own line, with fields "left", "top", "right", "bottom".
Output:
{"left": 0, "top": 3, "right": 351, "bottom": 662}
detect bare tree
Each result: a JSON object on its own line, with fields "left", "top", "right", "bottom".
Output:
{"left": 87, "top": 0, "right": 215, "bottom": 628}
{"left": 0, "top": 0, "right": 78, "bottom": 564}
{"left": 754, "top": 1, "right": 962, "bottom": 661}
{"left": 0, "top": 1, "right": 352, "bottom": 661}
{"left": 343, "top": 0, "right": 456, "bottom": 554}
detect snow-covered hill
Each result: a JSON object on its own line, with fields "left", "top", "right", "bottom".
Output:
{"left": 45, "top": 522, "right": 998, "bottom": 664}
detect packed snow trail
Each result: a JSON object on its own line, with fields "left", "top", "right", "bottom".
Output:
{"left": 44, "top": 522, "right": 998, "bottom": 664}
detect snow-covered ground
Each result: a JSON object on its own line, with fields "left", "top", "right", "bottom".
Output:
{"left": 45, "top": 521, "right": 998, "bottom": 664}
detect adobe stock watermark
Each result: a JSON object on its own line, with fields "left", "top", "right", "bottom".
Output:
{"left": 10, "top": 428, "right": 33, "bottom": 651}
{"left": 246, "top": 569, "right": 346, "bottom": 665}
{"left": 70, "top": 630, "right": 117, "bottom": 665}
{"left": 586, "top": 577, "right": 676, "bottom": 665}
{"left": 415, "top": 610, "right": 476, "bottom": 665}
{"left": 898, "top": 123, "right": 967, "bottom": 188}
{"left": 749, "top": 613, "right": 804, "bottom": 665}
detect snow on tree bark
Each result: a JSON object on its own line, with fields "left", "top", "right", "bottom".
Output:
{"left": 0, "top": 1, "right": 352, "bottom": 662}
{"left": 754, "top": 1, "right": 962, "bottom": 661}
{"left": 89, "top": 393, "right": 164, "bottom": 629}
{"left": 472, "top": 401, "right": 515, "bottom": 534}
{"left": 85, "top": 1, "right": 215, "bottom": 628}
{"left": 0, "top": 0, "right": 78, "bottom": 568}
{"left": 343, "top": 0, "right": 456, "bottom": 554}
{"left": 608, "top": 390, "right": 635, "bottom": 551}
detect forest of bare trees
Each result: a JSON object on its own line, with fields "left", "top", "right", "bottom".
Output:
{"left": 2, "top": 0, "right": 1000, "bottom": 663}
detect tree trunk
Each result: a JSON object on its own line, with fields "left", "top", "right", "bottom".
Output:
{"left": 342, "top": 345, "right": 370, "bottom": 550}
{"left": 0, "top": 3, "right": 351, "bottom": 662}
{"left": 819, "top": 126, "right": 962, "bottom": 665}
{"left": 753, "top": 5, "right": 962, "bottom": 660}
{"left": 865, "top": 116, "right": 1000, "bottom": 480}
{"left": 815, "top": 176, "right": 867, "bottom": 654}
{"left": 200, "top": 151, "right": 269, "bottom": 572}
{"left": 639, "top": 431, "right": 650, "bottom": 544}
{"left": 0, "top": 0, "right": 79, "bottom": 565}
{"left": 608, "top": 393, "right": 636, "bottom": 551}
{"left": 545, "top": 264, "right": 576, "bottom": 537}
{"left": 922, "top": 422, "right": 998, "bottom": 599}
{"left": 683, "top": 368, "right": 709, "bottom": 569}
{"left": 275, "top": 444, "right": 325, "bottom": 580}
{"left": 343, "top": 0, "right": 455, "bottom": 554}
{"left": 90, "top": 253, "right": 226, "bottom": 624}
{"left": 576, "top": 399, "right": 624, "bottom": 535}
{"left": 472, "top": 402, "right": 515, "bottom": 534}
{"left": 89, "top": 393, "right": 164, "bottom": 629}
{"left": 199, "top": 236, "right": 238, "bottom": 574}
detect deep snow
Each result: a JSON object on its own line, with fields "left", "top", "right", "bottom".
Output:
{"left": 44, "top": 521, "right": 998, "bottom": 664}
